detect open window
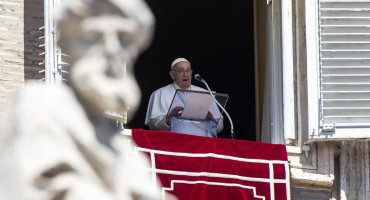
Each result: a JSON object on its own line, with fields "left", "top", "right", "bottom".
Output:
{"left": 306, "top": 0, "right": 370, "bottom": 141}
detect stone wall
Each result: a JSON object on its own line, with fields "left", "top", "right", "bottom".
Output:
{"left": 289, "top": 141, "right": 370, "bottom": 200}
{"left": 0, "top": 0, "right": 44, "bottom": 110}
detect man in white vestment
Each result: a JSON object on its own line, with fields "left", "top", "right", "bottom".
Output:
{"left": 145, "top": 58, "right": 224, "bottom": 137}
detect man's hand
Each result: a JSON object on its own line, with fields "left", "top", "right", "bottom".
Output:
{"left": 166, "top": 106, "right": 184, "bottom": 125}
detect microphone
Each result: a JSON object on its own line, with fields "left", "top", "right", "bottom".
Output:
{"left": 194, "top": 74, "right": 202, "bottom": 81}
{"left": 194, "top": 74, "right": 235, "bottom": 139}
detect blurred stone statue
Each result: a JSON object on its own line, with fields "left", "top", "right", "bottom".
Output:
{"left": 0, "top": 0, "right": 164, "bottom": 199}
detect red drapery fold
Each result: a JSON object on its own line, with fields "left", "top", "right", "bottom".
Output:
{"left": 132, "top": 129, "right": 290, "bottom": 200}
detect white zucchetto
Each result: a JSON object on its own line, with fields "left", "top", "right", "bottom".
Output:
{"left": 171, "top": 58, "right": 190, "bottom": 69}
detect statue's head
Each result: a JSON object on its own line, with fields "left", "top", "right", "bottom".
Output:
{"left": 56, "top": 0, "right": 155, "bottom": 119}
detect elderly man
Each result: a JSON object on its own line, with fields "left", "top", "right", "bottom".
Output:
{"left": 145, "top": 58, "right": 224, "bottom": 137}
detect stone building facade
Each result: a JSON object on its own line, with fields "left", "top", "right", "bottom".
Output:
{"left": 1, "top": 0, "right": 369, "bottom": 199}
{"left": 0, "top": 0, "right": 44, "bottom": 108}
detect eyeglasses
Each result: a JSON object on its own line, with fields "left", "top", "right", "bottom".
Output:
{"left": 172, "top": 69, "right": 193, "bottom": 74}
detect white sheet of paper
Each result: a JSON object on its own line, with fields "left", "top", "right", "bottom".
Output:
{"left": 181, "top": 92, "right": 213, "bottom": 119}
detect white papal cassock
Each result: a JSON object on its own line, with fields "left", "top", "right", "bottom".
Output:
{"left": 145, "top": 82, "right": 224, "bottom": 137}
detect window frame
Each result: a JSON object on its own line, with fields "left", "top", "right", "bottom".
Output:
{"left": 305, "top": 0, "right": 370, "bottom": 141}
{"left": 44, "top": 0, "right": 63, "bottom": 85}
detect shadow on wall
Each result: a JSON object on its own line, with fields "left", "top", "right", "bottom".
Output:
{"left": 24, "top": 0, "right": 45, "bottom": 81}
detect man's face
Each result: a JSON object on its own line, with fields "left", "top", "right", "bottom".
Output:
{"left": 169, "top": 61, "right": 192, "bottom": 89}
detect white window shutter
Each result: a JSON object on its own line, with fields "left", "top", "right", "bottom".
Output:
{"left": 307, "top": 0, "right": 370, "bottom": 140}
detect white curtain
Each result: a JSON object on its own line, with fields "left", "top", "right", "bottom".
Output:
{"left": 261, "top": 0, "right": 284, "bottom": 144}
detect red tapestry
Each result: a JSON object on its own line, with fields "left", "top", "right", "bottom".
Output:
{"left": 132, "top": 129, "right": 290, "bottom": 200}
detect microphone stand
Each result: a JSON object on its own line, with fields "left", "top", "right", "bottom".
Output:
{"left": 195, "top": 75, "right": 235, "bottom": 139}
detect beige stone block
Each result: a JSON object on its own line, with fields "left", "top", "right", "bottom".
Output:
{"left": 0, "top": 85, "right": 20, "bottom": 93}
{"left": 9, "top": 27, "right": 25, "bottom": 34}
{"left": 0, "top": 1, "right": 23, "bottom": 7}
{"left": 1, "top": 81, "right": 24, "bottom": 88}
{"left": 7, "top": 51, "right": 23, "bottom": 57}
{"left": 3, "top": 70, "right": 24, "bottom": 76}
{"left": 3, "top": 45, "right": 24, "bottom": 52}
{"left": 0, "top": 75, "right": 24, "bottom": 82}
{"left": 0, "top": 40, "right": 21, "bottom": 47}
{"left": 1, "top": 15, "right": 22, "bottom": 21}
{"left": 13, "top": 9, "right": 24, "bottom": 15}
{"left": 1, "top": 10, "right": 23, "bottom": 18}
{"left": 0, "top": 34, "right": 24, "bottom": 43}
{"left": 2, "top": 57, "right": 23, "bottom": 64}
{"left": 8, "top": 28, "right": 25, "bottom": 34}
{"left": 0, "top": 62, "right": 23, "bottom": 69}
{"left": 290, "top": 168, "right": 334, "bottom": 188}
{"left": 0, "top": 51, "right": 20, "bottom": 58}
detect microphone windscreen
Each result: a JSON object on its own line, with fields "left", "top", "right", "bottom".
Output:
{"left": 194, "top": 74, "right": 202, "bottom": 81}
